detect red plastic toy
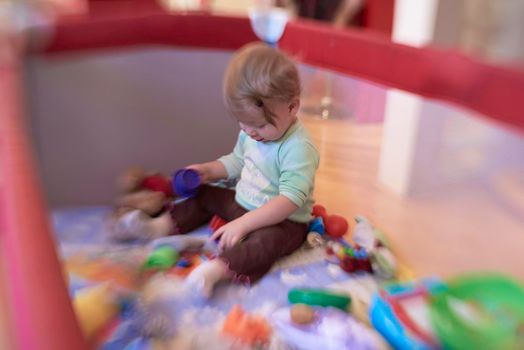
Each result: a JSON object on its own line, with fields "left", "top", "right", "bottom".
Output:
{"left": 209, "top": 215, "right": 228, "bottom": 232}
{"left": 325, "top": 215, "right": 349, "bottom": 238}
{"left": 311, "top": 205, "right": 349, "bottom": 238}
{"left": 312, "top": 204, "right": 328, "bottom": 221}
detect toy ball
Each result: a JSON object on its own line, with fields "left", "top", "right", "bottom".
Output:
{"left": 325, "top": 215, "right": 349, "bottom": 238}
{"left": 142, "top": 174, "right": 173, "bottom": 197}
{"left": 312, "top": 204, "right": 327, "bottom": 220}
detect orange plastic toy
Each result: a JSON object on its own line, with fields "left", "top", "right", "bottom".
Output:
{"left": 221, "top": 305, "right": 271, "bottom": 346}
{"left": 65, "top": 256, "right": 142, "bottom": 290}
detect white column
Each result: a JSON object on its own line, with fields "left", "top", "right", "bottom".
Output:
{"left": 378, "top": 0, "right": 443, "bottom": 195}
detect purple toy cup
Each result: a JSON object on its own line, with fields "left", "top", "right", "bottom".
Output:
{"left": 172, "top": 168, "right": 201, "bottom": 198}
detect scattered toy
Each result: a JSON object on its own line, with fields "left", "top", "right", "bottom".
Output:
{"left": 222, "top": 305, "right": 272, "bottom": 346}
{"left": 290, "top": 304, "right": 316, "bottom": 325}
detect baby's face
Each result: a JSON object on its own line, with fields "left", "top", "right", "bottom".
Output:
{"left": 237, "top": 100, "right": 299, "bottom": 142}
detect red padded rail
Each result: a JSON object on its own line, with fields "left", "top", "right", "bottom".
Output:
{"left": 46, "top": 13, "right": 258, "bottom": 51}
{"left": 40, "top": 13, "right": 524, "bottom": 130}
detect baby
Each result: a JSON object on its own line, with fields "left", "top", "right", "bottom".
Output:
{"left": 117, "top": 43, "right": 319, "bottom": 297}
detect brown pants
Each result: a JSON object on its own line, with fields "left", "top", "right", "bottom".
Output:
{"left": 169, "top": 185, "right": 308, "bottom": 283}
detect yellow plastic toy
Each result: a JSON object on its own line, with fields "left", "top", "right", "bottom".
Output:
{"left": 73, "top": 283, "right": 119, "bottom": 340}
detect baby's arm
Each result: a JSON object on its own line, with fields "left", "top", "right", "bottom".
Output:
{"left": 187, "top": 161, "right": 228, "bottom": 184}
{"left": 241, "top": 195, "right": 298, "bottom": 228}
{"left": 211, "top": 195, "right": 297, "bottom": 249}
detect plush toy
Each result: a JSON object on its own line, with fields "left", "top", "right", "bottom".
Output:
{"left": 116, "top": 167, "right": 172, "bottom": 215}
{"left": 109, "top": 167, "right": 175, "bottom": 241}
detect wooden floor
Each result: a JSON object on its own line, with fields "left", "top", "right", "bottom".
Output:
{"left": 302, "top": 117, "right": 524, "bottom": 280}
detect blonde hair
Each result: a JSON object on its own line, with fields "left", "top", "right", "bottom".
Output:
{"left": 223, "top": 42, "right": 301, "bottom": 125}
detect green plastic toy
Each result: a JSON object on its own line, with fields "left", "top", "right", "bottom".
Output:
{"left": 143, "top": 246, "right": 179, "bottom": 270}
{"left": 429, "top": 273, "right": 524, "bottom": 350}
{"left": 288, "top": 288, "right": 351, "bottom": 311}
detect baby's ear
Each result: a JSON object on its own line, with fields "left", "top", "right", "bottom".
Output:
{"left": 289, "top": 98, "right": 300, "bottom": 114}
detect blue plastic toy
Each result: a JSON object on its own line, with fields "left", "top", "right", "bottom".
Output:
{"left": 172, "top": 168, "right": 201, "bottom": 197}
{"left": 176, "top": 258, "right": 191, "bottom": 268}
{"left": 369, "top": 278, "right": 447, "bottom": 350}
{"left": 123, "top": 337, "right": 152, "bottom": 350}
{"left": 308, "top": 217, "right": 325, "bottom": 235}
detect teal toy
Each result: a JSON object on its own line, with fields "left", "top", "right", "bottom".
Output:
{"left": 288, "top": 288, "right": 351, "bottom": 311}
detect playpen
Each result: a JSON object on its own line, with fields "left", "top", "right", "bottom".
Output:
{"left": 1, "top": 10, "right": 523, "bottom": 350}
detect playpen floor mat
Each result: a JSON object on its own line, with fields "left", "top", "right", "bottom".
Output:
{"left": 52, "top": 206, "right": 384, "bottom": 349}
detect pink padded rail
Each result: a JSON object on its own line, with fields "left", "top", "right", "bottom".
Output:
{"left": 0, "top": 58, "right": 87, "bottom": 349}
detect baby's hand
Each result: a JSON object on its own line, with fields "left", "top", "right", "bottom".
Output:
{"left": 186, "top": 163, "right": 212, "bottom": 184}
{"left": 210, "top": 218, "right": 248, "bottom": 251}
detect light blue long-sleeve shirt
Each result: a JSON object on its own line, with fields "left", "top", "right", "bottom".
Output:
{"left": 218, "top": 120, "right": 319, "bottom": 223}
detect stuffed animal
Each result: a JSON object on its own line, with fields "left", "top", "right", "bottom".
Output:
{"left": 108, "top": 167, "right": 175, "bottom": 241}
